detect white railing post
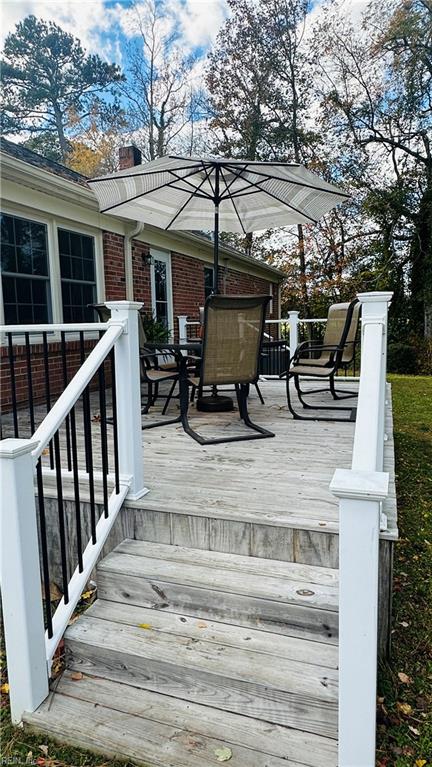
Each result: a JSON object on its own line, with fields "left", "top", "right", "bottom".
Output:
{"left": 357, "top": 292, "right": 393, "bottom": 470}
{"left": 331, "top": 469, "right": 389, "bottom": 767}
{"left": 178, "top": 315, "right": 188, "bottom": 344}
{"left": 0, "top": 439, "right": 50, "bottom": 723}
{"left": 106, "top": 301, "right": 148, "bottom": 501}
{"left": 288, "top": 310, "right": 299, "bottom": 355}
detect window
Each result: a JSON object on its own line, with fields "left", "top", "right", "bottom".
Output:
{"left": 204, "top": 266, "right": 214, "bottom": 300}
{"left": 58, "top": 228, "right": 96, "bottom": 322}
{"left": 1, "top": 213, "right": 51, "bottom": 324}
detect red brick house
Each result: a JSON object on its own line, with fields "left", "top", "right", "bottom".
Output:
{"left": 0, "top": 139, "right": 285, "bottom": 407}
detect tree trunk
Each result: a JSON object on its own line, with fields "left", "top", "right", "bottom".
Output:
{"left": 53, "top": 102, "right": 69, "bottom": 162}
{"left": 410, "top": 173, "right": 432, "bottom": 339}
{"left": 297, "top": 224, "right": 309, "bottom": 316}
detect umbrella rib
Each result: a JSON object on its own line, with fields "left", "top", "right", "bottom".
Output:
{"left": 224, "top": 163, "right": 351, "bottom": 199}
{"left": 98, "top": 167, "right": 210, "bottom": 214}
{"left": 164, "top": 171, "right": 213, "bottom": 230}
{"left": 89, "top": 162, "right": 203, "bottom": 184}
{"left": 219, "top": 166, "right": 247, "bottom": 236}
{"left": 167, "top": 170, "right": 214, "bottom": 200}
{"left": 201, "top": 161, "right": 216, "bottom": 199}
{"left": 223, "top": 166, "right": 319, "bottom": 225}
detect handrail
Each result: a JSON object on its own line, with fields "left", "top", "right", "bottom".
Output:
{"left": 31, "top": 321, "right": 124, "bottom": 461}
{"left": 1, "top": 322, "right": 109, "bottom": 334}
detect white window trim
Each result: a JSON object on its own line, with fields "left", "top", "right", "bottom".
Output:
{"left": 1, "top": 205, "right": 105, "bottom": 342}
{"left": 150, "top": 248, "right": 174, "bottom": 341}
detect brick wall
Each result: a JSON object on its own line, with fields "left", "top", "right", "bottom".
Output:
{"left": 0, "top": 338, "right": 101, "bottom": 413}
{"left": 103, "top": 232, "right": 126, "bottom": 300}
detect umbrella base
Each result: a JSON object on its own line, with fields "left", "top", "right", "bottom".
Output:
{"left": 196, "top": 394, "right": 234, "bottom": 412}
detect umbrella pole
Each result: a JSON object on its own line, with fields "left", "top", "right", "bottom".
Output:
{"left": 213, "top": 165, "right": 220, "bottom": 295}
{"left": 196, "top": 163, "right": 234, "bottom": 413}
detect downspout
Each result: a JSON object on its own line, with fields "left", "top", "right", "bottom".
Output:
{"left": 125, "top": 222, "right": 145, "bottom": 300}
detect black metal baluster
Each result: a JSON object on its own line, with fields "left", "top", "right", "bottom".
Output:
{"left": 36, "top": 459, "right": 53, "bottom": 637}
{"left": 69, "top": 404, "right": 83, "bottom": 573}
{"left": 7, "top": 333, "right": 19, "bottom": 438}
{"left": 98, "top": 356, "right": 109, "bottom": 518}
{"left": 53, "top": 431, "right": 69, "bottom": 603}
{"left": 60, "top": 332, "right": 72, "bottom": 471}
{"left": 24, "top": 332, "right": 35, "bottom": 434}
{"left": 110, "top": 347, "right": 120, "bottom": 495}
{"left": 80, "top": 332, "right": 97, "bottom": 544}
{"left": 42, "top": 332, "right": 54, "bottom": 470}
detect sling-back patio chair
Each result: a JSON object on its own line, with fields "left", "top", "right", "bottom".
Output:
{"left": 281, "top": 299, "right": 360, "bottom": 422}
{"left": 190, "top": 305, "right": 266, "bottom": 406}
{"left": 185, "top": 294, "right": 275, "bottom": 445}
{"left": 89, "top": 303, "right": 179, "bottom": 414}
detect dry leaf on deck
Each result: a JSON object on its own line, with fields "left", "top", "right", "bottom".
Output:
{"left": 139, "top": 623, "right": 152, "bottom": 630}
{"left": 214, "top": 747, "right": 232, "bottom": 762}
{"left": 70, "top": 671, "right": 83, "bottom": 681}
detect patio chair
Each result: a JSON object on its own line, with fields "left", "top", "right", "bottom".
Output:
{"left": 185, "top": 294, "right": 275, "bottom": 445}
{"left": 89, "top": 303, "right": 179, "bottom": 414}
{"left": 281, "top": 299, "right": 360, "bottom": 422}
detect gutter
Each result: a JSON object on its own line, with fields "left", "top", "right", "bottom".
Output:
{"left": 125, "top": 222, "right": 145, "bottom": 300}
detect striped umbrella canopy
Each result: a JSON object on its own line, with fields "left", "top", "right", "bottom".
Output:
{"left": 88, "top": 156, "right": 349, "bottom": 293}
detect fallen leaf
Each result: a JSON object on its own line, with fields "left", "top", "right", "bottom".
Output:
{"left": 70, "top": 671, "right": 83, "bottom": 681}
{"left": 39, "top": 745, "right": 49, "bottom": 756}
{"left": 214, "top": 747, "right": 232, "bottom": 762}
{"left": 138, "top": 623, "right": 152, "bottom": 630}
{"left": 1, "top": 683, "right": 10, "bottom": 694}
{"left": 409, "top": 726, "right": 420, "bottom": 736}
{"left": 415, "top": 760, "right": 427, "bottom": 767}
{"left": 400, "top": 621, "right": 409, "bottom": 627}
{"left": 42, "top": 448, "right": 50, "bottom": 456}
{"left": 397, "top": 702, "right": 413, "bottom": 716}
{"left": 398, "top": 672, "right": 412, "bottom": 684}
{"left": 197, "top": 621, "right": 208, "bottom": 629}
{"left": 81, "top": 590, "right": 95, "bottom": 600}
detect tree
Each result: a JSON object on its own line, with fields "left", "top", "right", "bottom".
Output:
{"left": 122, "top": 0, "right": 200, "bottom": 161}
{"left": 206, "top": 0, "right": 318, "bottom": 314}
{"left": 313, "top": 0, "right": 432, "bottom": 338}
{"left": 1, "top": 15, "right": 124, "bottom": 162}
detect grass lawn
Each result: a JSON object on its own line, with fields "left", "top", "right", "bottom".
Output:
{"left": 1, "top": 374, "right": 431, "bottom": 767}
{"left": 376, "top": 375, "right": 432, "bottom": 767}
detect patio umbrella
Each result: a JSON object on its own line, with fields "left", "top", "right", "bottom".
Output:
{"left": 88, "top": 156, "right": 349, "bottom": 294}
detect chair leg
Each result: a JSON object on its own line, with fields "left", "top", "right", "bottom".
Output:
{"left": 141, "top": 382, "right": 153, "bottom": 414}
{"left": 254, "top": 382, "right": 265, "bottom": 404}
{"left": 286, "top": 374, "right": 357, "bottom": 422}
{"left": 152, "top": 382, "right": 159, "bottom": 405}
{"left": 162, "top": 379, "right": 177, "bottom": 415}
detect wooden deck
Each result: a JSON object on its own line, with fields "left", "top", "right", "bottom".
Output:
{"left": 18, "top": 379, "right": 398, "bottom": 767}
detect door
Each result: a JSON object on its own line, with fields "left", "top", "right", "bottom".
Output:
{"left": 150, "top": 249, "right": 173, "bottom": 339}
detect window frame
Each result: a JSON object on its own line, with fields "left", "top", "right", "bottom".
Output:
{"left": 0, "top": 204, "right": 105, "bottom": 341}
{"left": 150, "top": 248, "right": 174, "bottom": 341}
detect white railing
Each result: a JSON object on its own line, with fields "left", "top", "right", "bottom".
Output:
{"left": 330, "top": 291, "right": 393, "bottom": 767}
{"left": 0, "top": 301, "right": 147, "bottom": 724}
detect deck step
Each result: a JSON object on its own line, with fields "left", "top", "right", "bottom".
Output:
{"left": 24, "top": 672, "right": 338, "bottom": 767}
{"left": 65, "top": 597, "right": 338, "bottom": 739}
{"left": 96, "top": 539, "right": 339, "bottom": 643}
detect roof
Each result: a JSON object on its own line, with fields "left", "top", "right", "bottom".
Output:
{"left": 0, "top": 138, "right": 286, "bottom": 281}
{"left": 0, "top": 137, "right": 88, "bottom": 186}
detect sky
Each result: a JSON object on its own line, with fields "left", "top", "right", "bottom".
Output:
{"left": 0, "top": 0, "right": 369, "bottom": 68}
{"left": 0, "top": 0, "right": 230, "bottom": 66}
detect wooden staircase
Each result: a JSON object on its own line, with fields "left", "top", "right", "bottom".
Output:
{"left": 25, "top": 540, "right": 339, "bottom": 767}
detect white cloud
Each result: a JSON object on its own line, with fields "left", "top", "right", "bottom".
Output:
{"left": 1, "top": 0, "right": 115, "bottom": 58}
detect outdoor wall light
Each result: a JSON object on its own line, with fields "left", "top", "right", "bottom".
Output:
{"left": 142, "top": 252, "right": 154, "bottom": 267}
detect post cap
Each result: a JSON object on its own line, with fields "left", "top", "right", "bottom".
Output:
{"left": 106, "top": 301, "right": 143, "bottom": 311}
{"left": 0, "top": 438, "right": 39, "bottom": 459}
{"left": 357, "top": 291, "right": 393, "bottom": 304}
{"left": 330, "top": 468, "right": 389, "bottom": 501}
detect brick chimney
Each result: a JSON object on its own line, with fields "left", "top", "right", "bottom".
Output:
{"left": 119, "top": 145, "right": 142, "bottom": 170}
